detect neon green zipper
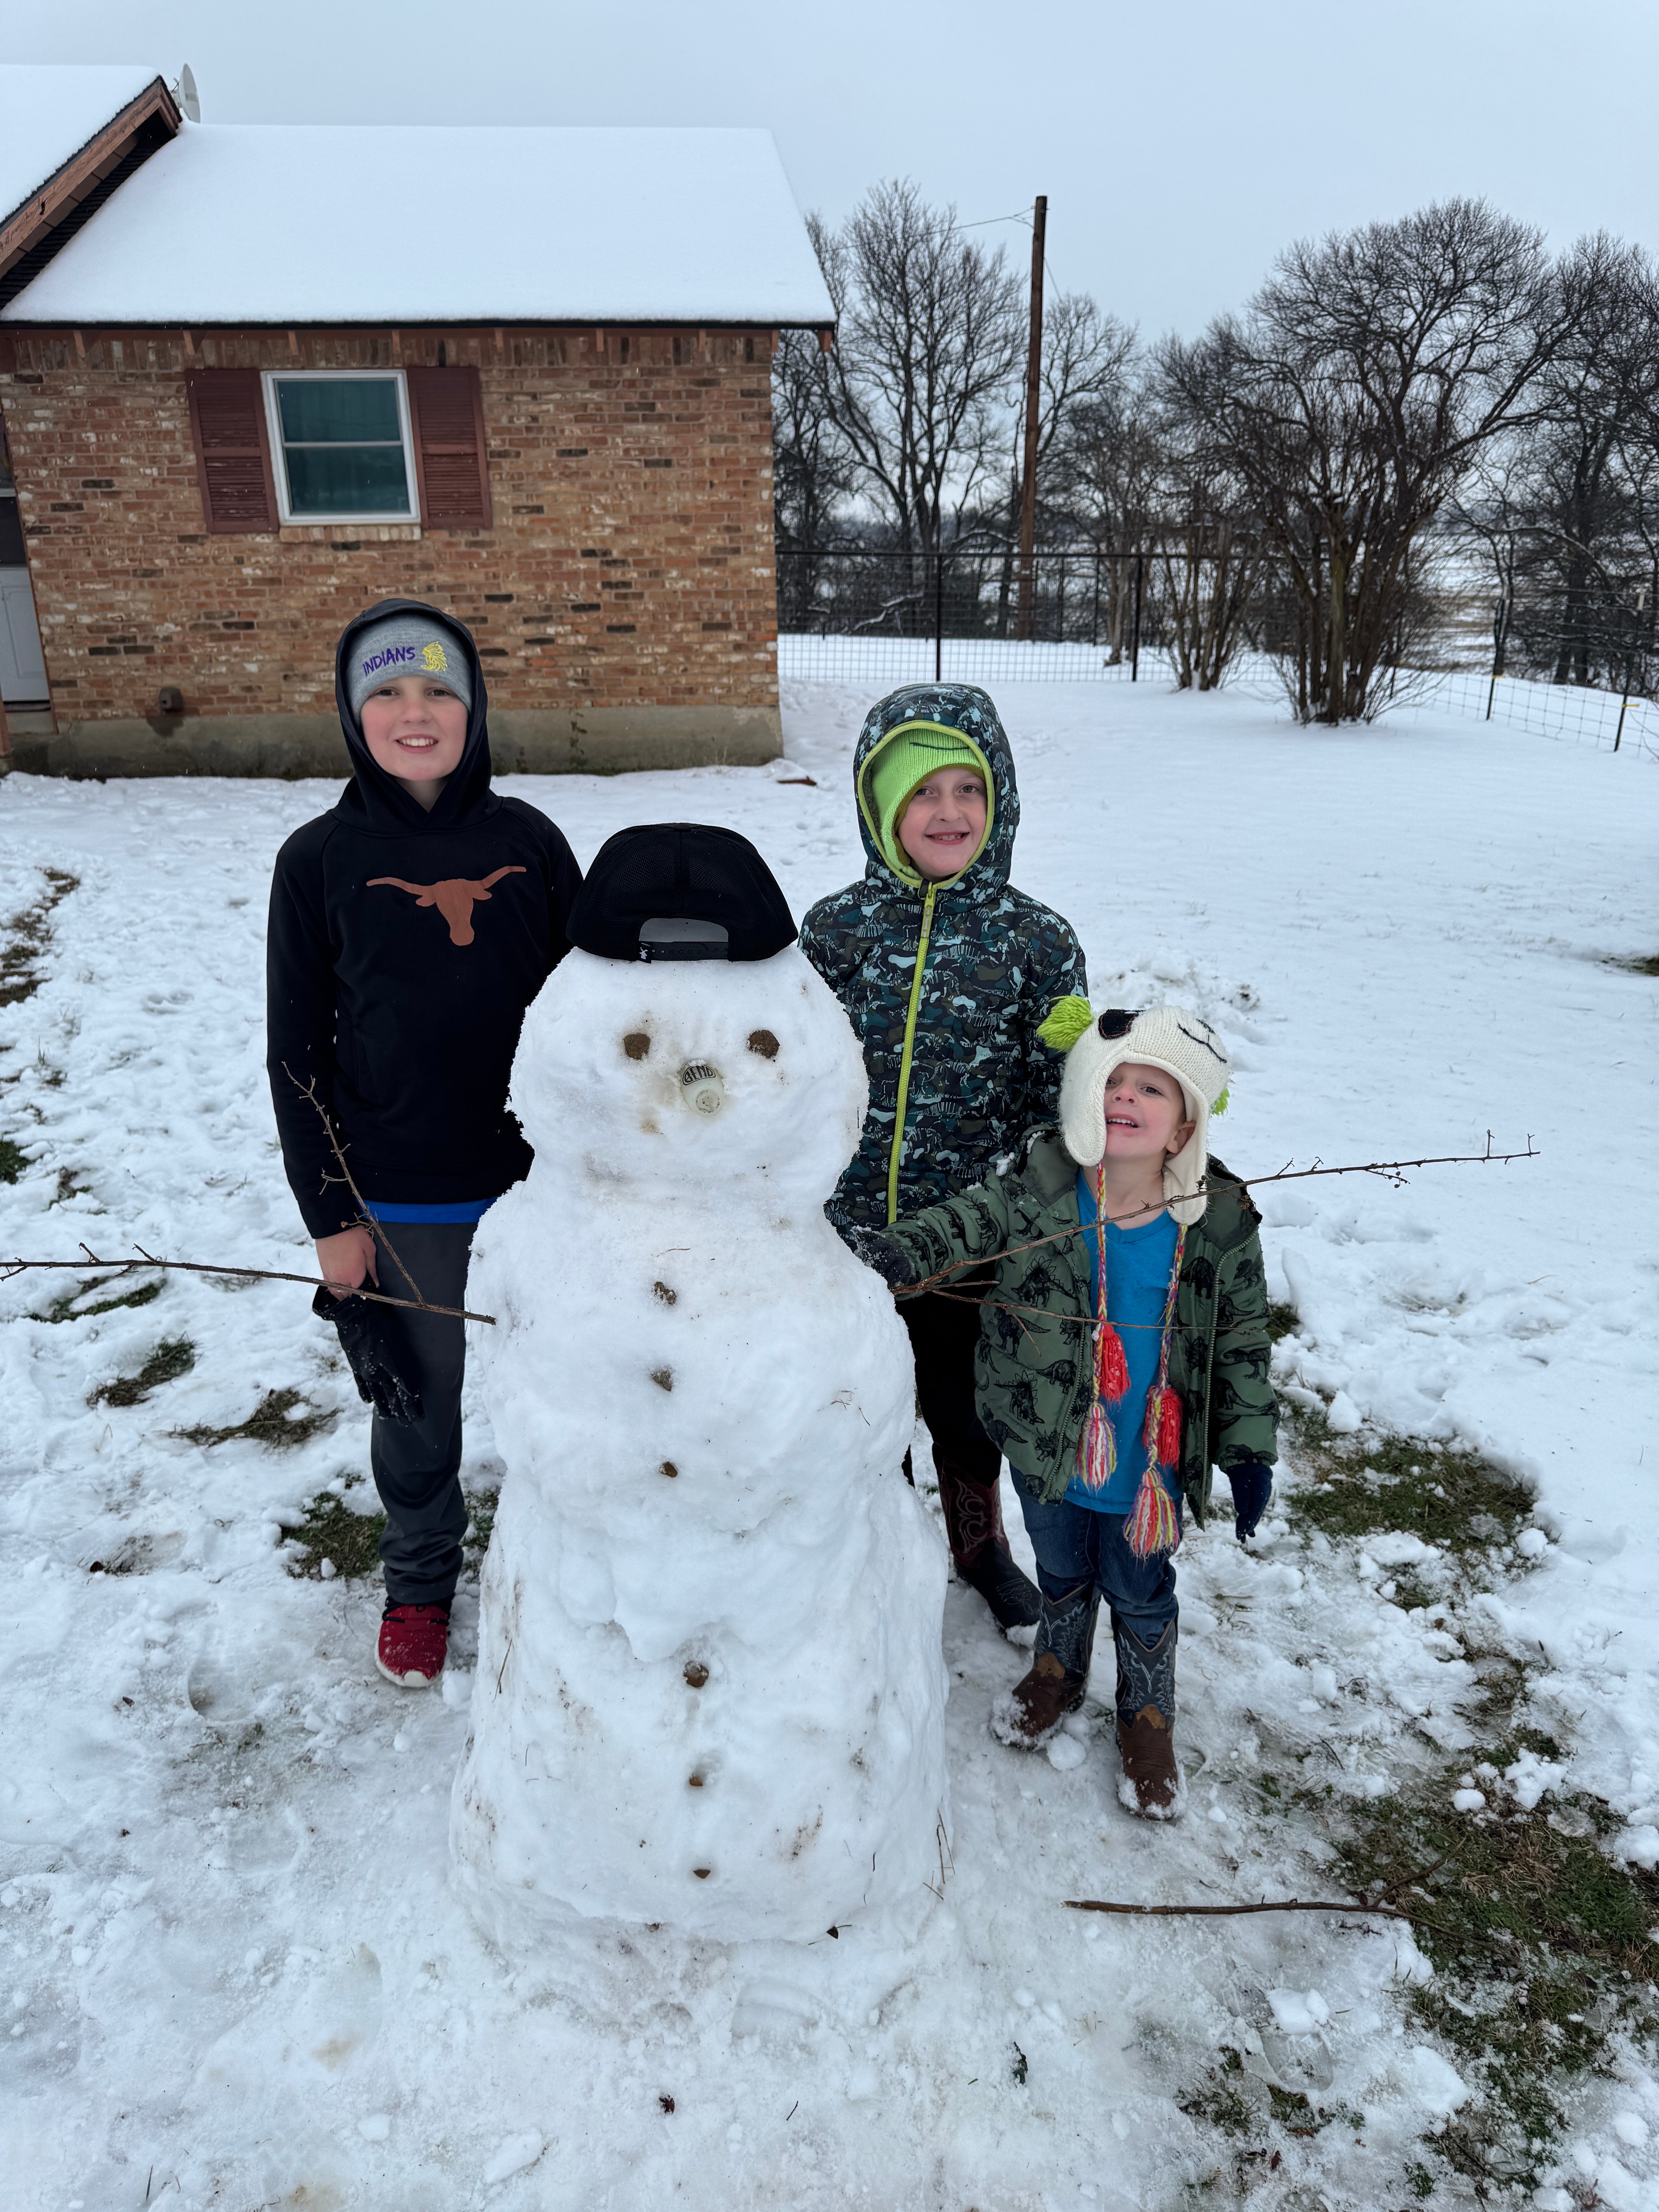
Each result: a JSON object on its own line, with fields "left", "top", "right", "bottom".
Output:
{"left": 886, "top": 879, "right": 937, "bottom": 1224}
{"left": 854, "top": 717, "right": 994, "bottom": 1225}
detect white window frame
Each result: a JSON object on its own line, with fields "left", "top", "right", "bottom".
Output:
{"left": 261, "top": 368, "right": 418, "bottom": 527}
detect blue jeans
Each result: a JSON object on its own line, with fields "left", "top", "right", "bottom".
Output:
{"left": 1014, "top": 1486, "right": 1179, "bottom": 1641}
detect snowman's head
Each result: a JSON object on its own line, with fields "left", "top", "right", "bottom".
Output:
{"left": 510, "top": 946, "right": 868, "bottom": 1209}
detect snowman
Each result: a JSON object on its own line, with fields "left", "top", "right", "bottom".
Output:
{"left": 451, "top": 824, "right": 950, "bottom": 1945}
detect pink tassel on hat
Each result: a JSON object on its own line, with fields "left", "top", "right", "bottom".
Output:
{"left": 1096, "top": 1322, "right": 1128, "bottom": 1403}
{"left": 1147, "top": 1382, "right": 1182, "bottom": 1470}
{"left": 1123, "top": 1463, "right": 1182, "bottom": 1558}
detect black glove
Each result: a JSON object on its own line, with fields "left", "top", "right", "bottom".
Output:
{"left": 840, "top": 1223, "right": 915, "bottom": 1290}
{"left": 1228, "top": 1463, "right": 1274, "bottom": 1542}
{"left": 313, "top": 1283, "right": 424, "bottom": 1424}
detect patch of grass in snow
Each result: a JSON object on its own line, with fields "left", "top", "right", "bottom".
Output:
{"left": 291, "top": 1488, "right": 385, "bottom": 1580}
{"left": 0, "top": 867, "right": 78, "bottom": 1008}
{"left": 289, "top": 1481, "right": 498, "bottom": 1579}
{"left": 1604, "top": 952, "right": 1659, "bottom": 976}
{"left": 1264, "top": 1300, "right": 1301, "bottom": 1343}
{"left": 1330, "top": 1774, "right": 1658, "bottom": 2173}
{"left": 1260, "top": 1403, "right": 1659, "bottom": 2190}
{"left": 174, "top": 1387, "right": 336, "bottom": 1451}
{"left": 87, "top": 1336, "right": 196, "bottom": 1408}
{"left": 1281, "top": 1406, "right": 1534, "bottom": 1567}
{"left": 0, "top": 1133, "right": 29, "bottom": 1183}
{"left": 35, "top": 1275, "right": 162, "bottom": 1325}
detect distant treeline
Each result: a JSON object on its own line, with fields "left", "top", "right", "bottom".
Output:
{"left": 775, "top": 182, "right": 1659, "bottom": 724}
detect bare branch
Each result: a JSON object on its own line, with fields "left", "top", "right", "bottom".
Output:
{"left": 282, "top": 1063, "right": 429, "bottom": 1309}
{"left": 893, "top": 1139, "right": 1537, "bottom": 1298}
{"left": 0, "top": 1247, "right": 495, "bottom": 1324}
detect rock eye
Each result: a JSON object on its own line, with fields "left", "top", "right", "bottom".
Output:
{"left": 623, "top": 1032, "right": 651, "bottom": 1060}
{"left": 747, "top": 1029, "right": 780, "bottom": 1059}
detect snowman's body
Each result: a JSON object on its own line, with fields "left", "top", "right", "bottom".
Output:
{"left": 452, "top": 946, "right": 949, "bottom": 1944}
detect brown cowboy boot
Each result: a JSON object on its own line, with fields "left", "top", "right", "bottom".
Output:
{"left": 936, "top": 1453, "right": 1041, "bottom": 1632}
{"left": 991, "top": 1582, "right": 1099, "bottom": 1748}
{"left": 1113, "top": 1618, "right": 1182, "bottom": 1818}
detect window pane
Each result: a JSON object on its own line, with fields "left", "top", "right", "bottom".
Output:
{"left": 283, "top": 444, "right": 412, "bottom": 517}
{"left": 276, "top": 377, "right": 402, "bottom": 445}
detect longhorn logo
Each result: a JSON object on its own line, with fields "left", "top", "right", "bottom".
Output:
{"left": 367, "top": 866, "right": 527, "bottom": 946}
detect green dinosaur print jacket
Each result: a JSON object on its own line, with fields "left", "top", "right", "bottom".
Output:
{"left": 799, "top": 683, "right": 1086, "bottom": 1230}
{"left": 875, "top": 1133, "right": 1279, "bottom": 1520}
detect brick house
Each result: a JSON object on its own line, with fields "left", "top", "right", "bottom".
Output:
{"left": 0, "top": 66, "right": 833, "bottom": 775}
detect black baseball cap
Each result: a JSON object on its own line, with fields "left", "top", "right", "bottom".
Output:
{"left": 567, "top": 823, "right": 797, "bottom": 963}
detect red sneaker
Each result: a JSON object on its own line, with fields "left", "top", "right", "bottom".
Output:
{"left": 376, "top": 1602, "right": 450, "bottom": 1688}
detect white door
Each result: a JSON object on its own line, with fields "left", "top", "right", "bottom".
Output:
{"left": 0, "top": 492, "right": 48, "bottom": 705}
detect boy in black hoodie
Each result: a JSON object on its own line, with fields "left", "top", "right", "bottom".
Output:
{"left": 267, "top": 601, "right": 581, "bottom": 1688}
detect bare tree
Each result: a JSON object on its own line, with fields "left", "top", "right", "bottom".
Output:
{"left": 1456, "top": 236, "right": 1659, "bottom": 697}
{"left": 1162, "top": 199, "right": 1585, "bottom": 723}
{"left": 771, "top": 326, "right": 858, "bottom": 627}
{"left": 814, "top": 182, "right": 1024, "bottom": 566}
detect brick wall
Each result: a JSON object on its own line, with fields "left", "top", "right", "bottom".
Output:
{"left": 0, "top": 325, "right": 780, "bottom": 725}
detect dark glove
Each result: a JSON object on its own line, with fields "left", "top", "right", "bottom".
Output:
{"left": 840, "top": 1223, "right": 915, "bottom": 1290}
{"left": 1228, "top": 1463, "right": 1274, "bottom": 1542}
{"left": 313, "top": 1283, "right": 424, "bottom": 1424}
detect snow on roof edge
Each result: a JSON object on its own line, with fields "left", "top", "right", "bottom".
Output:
{"left": 0, "top": 122, "right": 837, "bottom": 329}
{"left": 0, "top": 65, "right": 170, "bottom": 236}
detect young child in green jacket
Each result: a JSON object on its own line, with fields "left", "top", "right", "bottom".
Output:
{"left": 846, "top": 1003, "right": 1278, "bottom": 1820}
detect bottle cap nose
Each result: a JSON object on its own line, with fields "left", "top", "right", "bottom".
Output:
{"left": 679, "top": 1062, "right": 725, "bottom": 1116}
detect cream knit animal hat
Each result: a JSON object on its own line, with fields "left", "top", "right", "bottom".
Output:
{"left": 1049, "top": 1002, "right": 1231, "bottom": 1226}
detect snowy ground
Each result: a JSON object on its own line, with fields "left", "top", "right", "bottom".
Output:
{"left": 1, "top": 679, "right": 1656, "bottom": 2211}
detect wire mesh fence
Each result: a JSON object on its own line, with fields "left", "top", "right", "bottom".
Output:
{"left": 776, "top": 546, "right": 1147, "bottom": 687}
{"left": 774, "top": 546, "right": 1659, "bottom": 758}
{"left": 1393, "top": 668, "right": 1659, "bottom": 758}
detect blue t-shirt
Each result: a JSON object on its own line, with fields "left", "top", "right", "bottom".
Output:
{"left": 361, "top": 1198, "right": 496, "bottom": 1224}
{"left": 1064, "top": 1174, "right": 1179, "bottom": 1515}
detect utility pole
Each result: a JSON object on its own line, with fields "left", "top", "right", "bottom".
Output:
{"left": 1015, "top": 194, "right": 1047, "bottom": 641}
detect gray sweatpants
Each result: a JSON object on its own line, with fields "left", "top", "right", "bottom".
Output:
{"left": 368, "top": 1220, "right": 476, "bottom": 1608}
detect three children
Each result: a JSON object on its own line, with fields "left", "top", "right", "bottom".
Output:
{"left": 266, "top": 637, "right": 1277, "bottom": 1825}
{"left": 799, "top": 685, "right": 1087, "bottom": 1634}
{"left": 266, "top": 599, "right": 580, "bottom": 1689}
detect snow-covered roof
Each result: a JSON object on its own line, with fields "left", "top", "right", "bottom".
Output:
{"left": 0, "top": 64, "right": 167, "bottom": 232}
{"left": 0, "top": 122, "right": 836, "bottom": 328}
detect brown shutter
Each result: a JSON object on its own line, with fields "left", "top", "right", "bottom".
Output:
{"left": 185, "top": 368, "right": 278, "bottom": 533}
{"left": 406, "top": 365, "right": 493, "bottom": 529}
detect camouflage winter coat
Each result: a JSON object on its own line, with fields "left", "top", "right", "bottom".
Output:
{"left": 799, "top": 684, "right": 1086, "bottom": 1229}
{"left": 874, "top": 1134, "right": 1278, "bottom": 1520}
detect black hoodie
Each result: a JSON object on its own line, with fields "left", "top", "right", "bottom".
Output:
{"left": 266, "top": 600, "right": 582, "bottom": 1238}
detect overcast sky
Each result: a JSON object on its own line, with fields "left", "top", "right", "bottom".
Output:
{"left": 10, "top": 0, "right": 1657, "bottom": 340}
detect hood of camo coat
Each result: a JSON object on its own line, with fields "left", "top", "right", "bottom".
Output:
{"left": 851, "top": 682, "right": 1018, "bottom": 903}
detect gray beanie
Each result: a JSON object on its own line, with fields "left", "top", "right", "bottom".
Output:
{"left": 347, "top": 612, "right": 472, "bottom": 717}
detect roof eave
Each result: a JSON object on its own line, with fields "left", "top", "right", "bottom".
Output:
{"left": 0, "top": 76, "right": 180, "bottom": 285}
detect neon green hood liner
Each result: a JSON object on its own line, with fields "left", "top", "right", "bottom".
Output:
{"left": 864, "top": 722, "right": 989, "bottom": 879}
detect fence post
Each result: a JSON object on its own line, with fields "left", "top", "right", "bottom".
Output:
{"left": 934, "top": 556, "right": 943, "bottom": 685}
{"left": 1485, "top": 591, "right": 1509, "bottom": 720}
{"left": 1131, "top": 554, "right": 1144, "bottom": 682}
{"left": 1613, "top": 696, "right": 1629, "bottom": 752}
